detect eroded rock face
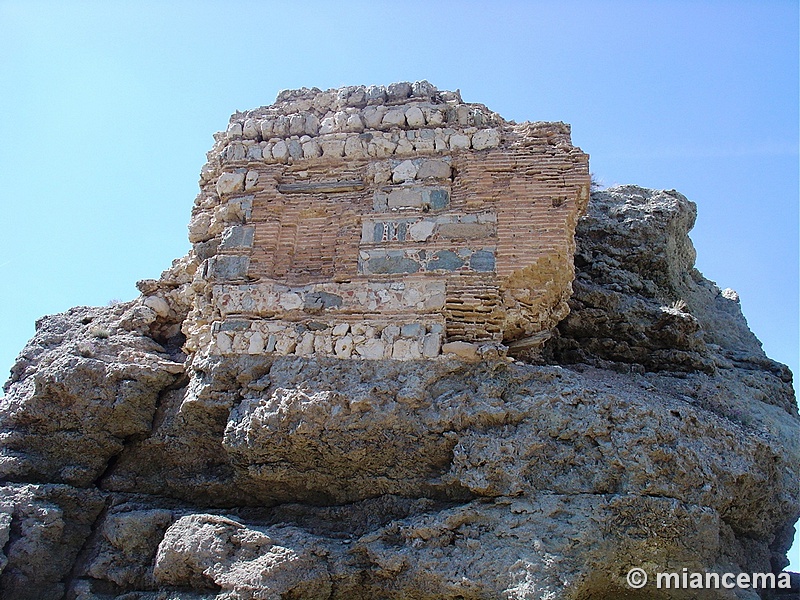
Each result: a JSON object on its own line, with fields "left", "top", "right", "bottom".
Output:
{"left": 0, "top": 85, "right": 797, "bottom": 599}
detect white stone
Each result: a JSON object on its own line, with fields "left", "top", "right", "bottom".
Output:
{"left": 423, "top": 107, "right": 445, "bottom": 127}
{"left": 215, "top": 332, "right": 232, "bottom": 353}
{"left": 188, "top": 212, "right": 212, "bottom": 243}
{"left": 143, "top": 296, "right": 170, "bottom": 317}
{"left": 226, "top": 122, "right": 242, "bottom": 139}
{"left": 273, "top": 116, "right": 289, "bottom": 136}
{"left": 279, "top": 292, "right": 303, "bottom": 310}
{"left": 296, "top": 332, "right": 315, "bottom": 356}
{"left": 344, "top": 136, "right": 367, "bottom": 158}
{"left": 392, "top": 160, "right": 418, "bottom": 183}
{"left": 362, "top": 106, "right": 386, "bottom": 129}
{"left": 405, "top": 106, "right": 425, "bottom": 127}
{"left": 356, "top": 338, "right": 386, "bottom": 359}
{"left": 382, "top": 109, "right": 406, "bottom": 128}
{"left": 395, "top": 138, "right": 414, "bottom": 155}
{"left": 314, "top": 333, "right": 333, "bottom": 354}
{"left": 304, "top": 114, "right": 320, "bottom": 135}
{"left": 381, "top": 325, "right": 400, "bottom": 344}
{"left": 409, "top": 219, "right": 436, "bottom": 241}
{"left": 302, "top": 140, "right": 322, "bottom": 158}
{"left": 289, "top": 114, "right": 305, "bottom": 136}
{"left": 320, "top": 139, "right": 345, "bottom": 158}
{"left": 215, "top": 172, "right": 245, "bottom": 197}
{"left": 275, "top": 335, "right": 296, "bottom": 355}
{"left": 472, "top": 128, "right": 501, "bottom": 150}
{"left": 332, "top": 323, "right": 350, "bottom": 336}
{"left": 259, "top": 120, "right": 274, "bottom": 139}
{"left": 345, "top": 114, "right": 364, "bottom": 133}
{"left": 392, "top": 338, "right": 421, "bottom": 360}
{"left": 449, "top": 134, "right": 471, "bottom": 150}
{"left": 422, "top": 333, "right": 442, "bottom": 358}
{"left": 334, "top": 335, "right": 353, "bottom": 358}
{"left": 272, "top": 140, "right": 289, "bottom": 161}
{"left": 245, "top": 170, "right": 259, "bottom": 190}
{"left": 242, "top": 119, "right": 260, "bottom": 139}
{"left": 319, "top": 116, "right": 336, "bottom": 135}
{"left": 262, "top": 143, "right": 274, "bottom": 160}
{"left": 248, "top": 332, "right": 264, "bottom": 354}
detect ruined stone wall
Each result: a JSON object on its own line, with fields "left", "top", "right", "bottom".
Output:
{"left": 184, "top": 82, "right": 590, "bottom": 360}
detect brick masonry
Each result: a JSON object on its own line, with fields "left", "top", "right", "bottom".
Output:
{"left": 183, "top": 82, "right": 590, "bottom": 359}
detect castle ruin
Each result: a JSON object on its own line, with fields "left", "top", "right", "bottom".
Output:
{"left": 183, "top": 82, "right": 590, "bottom": 360}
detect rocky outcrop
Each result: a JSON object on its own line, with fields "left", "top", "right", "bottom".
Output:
{"left": 0, "top": 86, "right": 797, "bottom": 598}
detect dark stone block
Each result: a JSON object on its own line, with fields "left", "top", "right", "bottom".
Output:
{"left": 429, "top": 189, "right": 449, "bottom": 211}
{"left": 365, "top": 256, "right": 420, "bottom": 274}
{"left": 304, "top": 291, "right": 344, "bottom": 311}
{"left": 207, "top": 255, "right": 249, "bottom": 280}
{"left": 470, "top": 250, "right": 496, "bottom": 272}
{"left": 427, "top": 250, "right": 463, "bottom": 271}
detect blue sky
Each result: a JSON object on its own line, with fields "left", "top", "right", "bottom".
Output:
{"left": 0, "top": 0, "right": 798, "bottom": 569}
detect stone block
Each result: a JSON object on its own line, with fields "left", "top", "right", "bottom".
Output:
{"left": 428, "top": 188, "right": 449, "bottom": 210}
{"left": 470, "top": 250, "right": 496, "bottom": 272}
{"left": 388, "top": 188, "right": 423, "bottom": 208}
{"left": 220, "top": 226, "right": 255, "bottom": 250}
{"left": 386, "top": 81, "right": 412, "bottom": 102}
{"left": 442, "top": 341, "right": 480, "bottom": 360}
{"left": 334, "top": 335, "right": 353, "bottom": 358}
{"left": 472, "top": 128, "right": 501, "bottom": 150}
{"left": 422, "top": 332, "right": 442, "bottom": 357}
{"left": 245, "top": 170, "right": 259, "bottom": 190}
{"left": 216, "top": 172, "right": 245, "bottom": 197}
{"left": 449, "top": 134, "right": 471, "bottom": 150}
{"left": 356, "top": 338, "right": 386, "bottom": 359}
{"left": 382, "top": 109, "right": 406, "bottom": 128}
{"left": 400, "top": 323, "right": 424, "bottom": 338}
{"left": 405, "top": 106, "right": 425, "bottom": 127}
{"left": 320, "top": 139, "right": 345, "bottom": 158}
{"left": 416, "top": 159, "right": 451, "bottom": 180}
{"left": 304, "top": 291, "right": 343, "bottom": 311}
{"left": 332, "top": 323, "right": 350, "bottom": 337}
{"left": 409, "top": 219, "right": 435, "bottom": 242}
{"left": 272, "top": 141, "right": 289, "bottom": 161}
{"left": 207, "top": 255, "right": 249, "bottom": 280}
{"left": 437, "top": 223, "right": 493, "bottom": 240}
{"left": 427, "top": 250, "right": 463, "bottom": 271}
{"left": 392, "top": 338, "right": 421, "bottom": 360}
{"left": 302, "top": 140, "right": 322, "bottom": 158}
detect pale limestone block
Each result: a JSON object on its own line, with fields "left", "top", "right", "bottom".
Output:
{"left": 393, "top": 338, "right": 421, "bottom": 360}
{"left": 320, "top": 138, "right": 345, "bottom": 158}
{"left": 332, "top": 323, "right": 350, "bottom": 337}
{"left": 442, "top": 341, "right": 480, "bottom": 360}
{"left": 382, "top": 108, "right": 406, "bottom": 128}
{"left": 388, "top": 188, "right": 423, "bottom": 208}
{"left": 143, "top": 296, "right": 170, "bottom": 317}
{"left": 215, "top": 332, "right": 232, "bottom": 353}
{"left": 304, "top": 113, "right": 320, "bottom": 135}
{"left": 334, "top": 335, "right": 354, "bottom": 358}
{"left": 242, "top": 119, "right": 260, "bottom": 139}
{"left": 215, "top": 172, "right": 245, "bottom": 197}
{"left": 226, "top": 122, "right": 242, "bottom": 139}
{"left": 265, "top": 334, "right": 277, "bottom": 353}
{"left": 311, "top": 91, "right": 335, "bottom": 112}
{"left": 245, "top": 170, "right": 259, "bottom": 191}
{"left": 423, "top": 290, "right": 446, "bottom": 310}
{"left": 262, "top": 143, "right": 274, "bottom": 160}
{"left": 272, "top": 140, "right": 289, "bottom": 161}
{"left": 395, "top": 138, "right": 414, "bottom": 155}
{"left": 423, "top": 107, "right": 445, "bottom": 127}
{"left": 259, "top": 119, "right": 274, "bottom": 139}
{"left": 275, "top": 335, "right": 296, "bottom": 355}
{"left": 345, "top": 114, "right": 365, "bottom": 133}
{"left": 373, "top": 162, "right": 392, "bottom": 184}
{"left": 409, "top": 219, "right": 436, "bottom": 241}
{"left": 472, "top": 128, "right": 501, "bottom": 150}
{"left": 422, "top": 333, "right": 442, "bottom": 358}
{"left": 248, "top": 332, "right": 264, "bottom": 354}
{"left": 296, "top": 332, "right": 315, "bottom": 356}
{"left": 356, "top": 338, "right": 386, "bottom": 359}
{"left": 279, "top": 292, "right": 303, "bottom": 310}
{"left": 273, "top": 116, "right": 289, "bottom": 136}
{"left": 456, "top": 105, "right": 471, "bottom": 125}
{"left": 314, "top": 333, "right": 333, "bottom": 354}
{"left": 416, "top": 159, "right": 451, "bottom": 180}
{"left": 333, "top": 111, "right": 349, "bottom": 131}
{"left": 351, "top": 324, "right": 367, "bottom": 336}
{"left": 405, "top": 106, "right": 425, "bottom": 127}
{"left": 188, "top": 212, "right": 212, "bottom": 243}
{"left": 302, "top": 140, "right": 322, "bottom": 158}
{"left": 381, "top": 324, "right": 400, "bottom": 344}
{"left": 362, "top": 105, "right": 386, "bottom": 129}
{"left": 435, "top": 134, "right": 449, "bottom": 151}
{"left": 319, "top": 116, "right": 336, "bottom": 135}
{"left": 374, "top": 136, "right": 397, "bottom": 158}
{"left": 344, "top": 136, "right": 367, "bottom": 158}
{"left": 289, "top": 114, "right": 306, "bottom": 136}
{"left": 413, "top": 137, "right": 435, "bottom": 152}
{"left": 392, "top": 159, "right": 418, "bottom": 183}
{"left": 449, "top": 134, "right": 471, "bottom": 150}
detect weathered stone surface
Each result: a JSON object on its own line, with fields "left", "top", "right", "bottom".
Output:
{"left": 0, "top": 85, "right": 797, "bottom": 600}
